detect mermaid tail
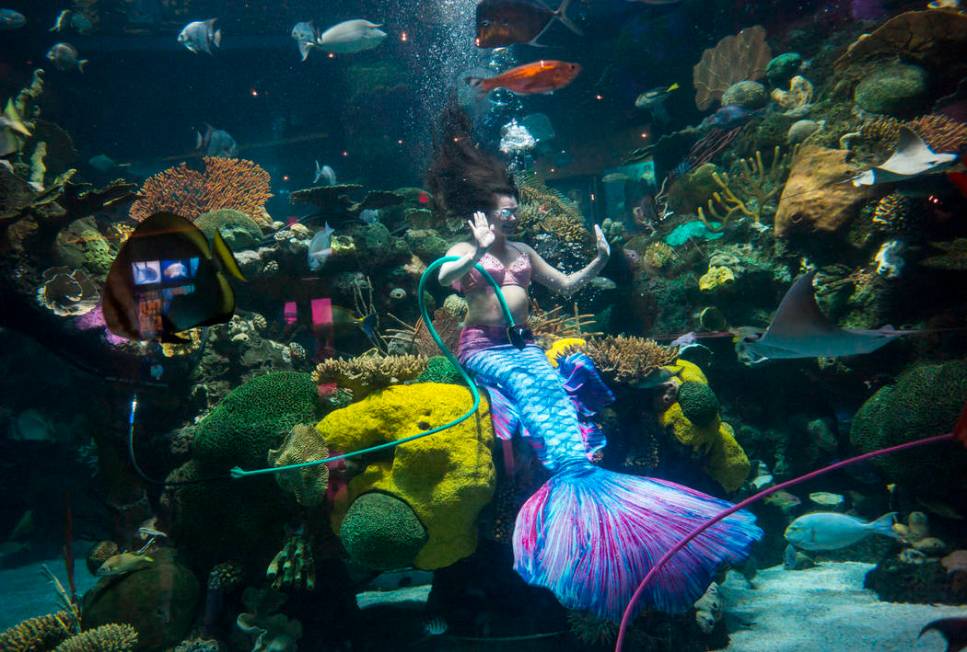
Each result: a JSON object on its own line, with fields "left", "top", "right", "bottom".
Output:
{"left": 514, "top": 465, "right": 761, "bottom": 619}
{"left": 463, "top": 344, "right": 762, "bottom": 620}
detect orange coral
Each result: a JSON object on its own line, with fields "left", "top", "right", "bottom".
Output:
{"left": 693, "top": 26, "right": 771, "bottom": 111}
{"left": 906, "top": 114, "right": 967, "bottom": 153}
{"left": 130, "top": 157, "right": 273, "bottom": 226}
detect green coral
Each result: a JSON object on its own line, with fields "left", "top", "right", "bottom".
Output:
{"left": 854, "top": 63, "right": 929, "bottom": 117}
{"left": 193, "top": 372, "right": 320, "bottom": 470}
{"left": 415, "top": 356, "right": 463, "bottom": 384}
{"left": 767, "top": 52, "right": 803, "bottom": 86}
{"left": 194, "top": 209, "right": 263, "bottom": 250}
{"left": 678, "top": 381, "right": 720, "bottom": 427}
{"left": 405, "top": 228, "right": 449, "bottom": 263}
{"left": 850, "top": 360, "right": 967, "bottom": 499}
{"left": 339, "top": 492, "right": 429, "bottom": 570}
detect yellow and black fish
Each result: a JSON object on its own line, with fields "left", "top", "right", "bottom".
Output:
{"left": 102, "top": 211, "right": 245, "bottom": 343}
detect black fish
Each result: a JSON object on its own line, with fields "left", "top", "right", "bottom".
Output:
{"left": 102, "top": 211, "right": 245, "bottom": 343}
{"left": 921, "top": 617, "right": 967, "bottom": 652}
{"left": 475, "top": 0, "right": 581, "bottom": 48}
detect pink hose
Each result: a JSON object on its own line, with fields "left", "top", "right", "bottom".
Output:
{"left": 615, "top": 431, "right": 957, "bottom": 651}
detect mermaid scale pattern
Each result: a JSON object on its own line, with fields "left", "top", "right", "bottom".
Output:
{"left": 463, "top": 345, "right": 762, "bottom": 621}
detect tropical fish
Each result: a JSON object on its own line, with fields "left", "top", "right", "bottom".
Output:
{"left": 927, "top": 0, "right": 961, "bottom": 9}
{"left": 0, "top": 9, "right": 25, "bottom": 30}
{"left": 852, "top": 126, "right": 960, "bottom": 186}
{"left": 97, "top": 552, "right": 155, "bottom": 577}
{"left": 423, "top": 616, "right": 448, "bottom": 636}
{"left": 314, "top": 161, "right": 336, "bottom": 185}
{"left": 307, "top": 223, "right": 335, "bottom": 271}
{"left": 291, "top": 21, "right": 319, "bottom": 61}
{"left": 920, "top": 617, "right": 967, "bottom": 652}
{"left": 784, "top": 511, "right": 898, "bottom": 551}
{"left": 178, "top": 19, "right": 221, "bottom": 54}
{"left": 635, "top": 82, "right": 679, "bottom": 125}
{"left": 46, "top": 43, "right": 88, "bottom": 73}
{"left": 331, "top": 305, "right": 378, "bottom": 343}
{"left": 196, "top": 125, "right": 237, "bottom": 158}
{"left": 315, "top": 20, "right": 387, "bottom": 54}
{"left": 0, "top": 100, "right": 31, "bottom": 157}
{"left": 466, "top": 60, "right": 581, "bottom": 95}
{"left": 102, "top": 211, "right": 245, "bottom": 344}
{"left": 51, "top": 10, "right": 93, "bottom": 34}
{"left": 734, "top": 272, "right": 916, "bottom": 365}
{"left": 475, "top": 0, "right": 581, "bottom": 48}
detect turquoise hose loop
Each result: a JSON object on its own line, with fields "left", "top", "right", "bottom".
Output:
{"left": 230, "top": 254, "right": 515, "bottom": 479}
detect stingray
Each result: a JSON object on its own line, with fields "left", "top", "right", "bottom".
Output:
{"left": 734, "top": 273, "right": 916, "bottom": 365}
{"left": 853, "top": 126, "right": 959, "bottom": 186}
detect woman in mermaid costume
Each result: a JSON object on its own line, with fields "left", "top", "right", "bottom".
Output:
{"left": 426, "top": 104, "right": 762, "bottom": 621}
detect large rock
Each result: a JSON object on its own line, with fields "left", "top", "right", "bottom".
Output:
{"left": 774, "top": 146, "right": 871, "bottom": 238}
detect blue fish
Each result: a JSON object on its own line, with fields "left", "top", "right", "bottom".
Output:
{"left": 785, "top": 512, "right": 898, "bottom": 551}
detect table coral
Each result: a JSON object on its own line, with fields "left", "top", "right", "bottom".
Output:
{"left": 692, "top": 25, "right": 771, "bottom": 111}
{"left": 129, "top": 157, "right": 272, "bottom": 226}
{"left": 311, "top": 354, "right": 427, "bottom": 399}
{"left": 320, "top": 383, "right": 495, "bottom": 569}
{"left": 658, "top": 360, "right": 751, "bottom": 492}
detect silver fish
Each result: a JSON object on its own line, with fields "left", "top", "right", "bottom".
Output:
{"left": 178, "top": 18, "right": 221, "bottom": 54}
{"left": 316, "top": 19, "right": 387, "bottom": 54}
{"left": 46, "top": 42, "right": 88, "bottom": 72}
{"left": 196, "top": 124, "right": 237, "bottom": 157}
{"left": 291, "top": 21, "right": 318, "bottom": 61}
{"left": 314, "top": 161, "right": 336, "bottom": 185}
{"left": 785, "top": 511, "right": 898, "bottom": 551}
{"left": 307, "top": 223, "right": 335, "bottom": 271}
{"left": 0, "top": 9, "right": 25, "bottom": 30}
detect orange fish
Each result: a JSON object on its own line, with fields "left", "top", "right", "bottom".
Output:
{"left": 466, "top": 60, "right": 581, "bottom": 95}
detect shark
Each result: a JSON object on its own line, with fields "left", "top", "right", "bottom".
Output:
{"left": 852, "top": 126, "right": 960, "bottom": 187}
{"left": 734, "top": 272, "right": 917, "bottom": 365}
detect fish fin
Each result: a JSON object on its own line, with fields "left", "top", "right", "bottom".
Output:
{"left": 299, "top": 41, "right": 313, "bottom": 61}
{"left": 763, "top": 272, "right": 838, "bottom": 340}
{"left": 78, "top": 60, "right": 89, "bottom": 73}
{"left": 212, "top": 230, "right": 246, "bottom": 281}
{"left": 213, "top": 29, "right": 222, "bottom": 48}
{"left": 869, "top": 512, "right": 899, "bottom": 538}
{"left": 465, "top": 76, "right": 487, "bottom": 95}
{"left": 554, "top": 0, "right": 583, "bottom": 35}
{"left": 195, "top": 130, "right": 203, "bottom": 150}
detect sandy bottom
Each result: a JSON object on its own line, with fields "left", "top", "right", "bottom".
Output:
{"left": 720, "top": 561, "right": 966, "bottom": 651}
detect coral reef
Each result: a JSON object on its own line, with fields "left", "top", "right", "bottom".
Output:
{"left": 854, "top": 63, "right": 929, "bottom": 117}
{"left": 772, "top": 76, "right": 814, "bottom": 114}
{"left": 835, "top": 10, "right": 967, "bottom": 72}
{"left": 339, "top": 492, "right": 429, "bottom": 570}
{"left": 311, "top": 354, "right": 427, "bottom": 399}
{"left": 36, "top": 266, "right": 100, "bottom": 317}
{"left": 129, "top": 157, "right": 272, "bottom": 226}
{"left": 194, "top": 208, "right": 264, "bottom": 250}
{"left": 921, "top": 239, "right": 967, "bottom": 270}
{"left": 722, "top": 80, "right": 769, "bottom": 110}
{"left": 414, "top": 355, "right": 463, "bottom": 384}
{"left": 54, "top": 624, "right": 138, "bottom": 652}
{"left": 192, "top": 372, "right": 320, "bottom": 470}
{"left": 266, "top": 424, "right": 330, "bottom": 508}
{"left": 906, "top": 113, "right": 967, "bottom": 153}
{"left": 236, "top": 587, "right": 302, "bottom": 652}
{"left": 658, "top": 360, "right": 751, "bottom": 492}
{"left": 321, "top": 383, "right": 495, "bottom": 569}
{"left": 266, "top": 528, "right": 315, "bottom": 591}
{"left": 692, "top": 26, "right": 771, "bottom": 111}
{"left": 580, "top": 335, "right": 679, "bottom": 386}
{"left": 696, "top": 146, "right": 791, "bottom": 230}
{"left": 0, "top": 611, "right": 74, "bottom": 651}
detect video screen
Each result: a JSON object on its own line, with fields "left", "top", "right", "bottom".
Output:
{"left": 132, "top": 257, "right": 199, "bottom": 287}
{"left": 132, "top": 260, "right": 161, "bottom": 286}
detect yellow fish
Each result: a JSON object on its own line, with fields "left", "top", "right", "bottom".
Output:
{"left": 96, "top": 552, "right": 154, "bottom": 577}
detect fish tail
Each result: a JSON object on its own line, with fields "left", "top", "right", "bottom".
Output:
{"left": 554, "top": 0, "right": 583, "bottom": 36}
{"left": 78, "top": 59, "right": 89, "bottom": 73}
{"left": 868, "top": 512, "right": 899, "bottom": 538}
{"left": 213, "top": 29, "right": 222, "bottom": 48}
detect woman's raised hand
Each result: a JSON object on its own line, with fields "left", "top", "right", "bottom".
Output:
{"left": 468, "top": 211, "right": 495, "bottom": 251}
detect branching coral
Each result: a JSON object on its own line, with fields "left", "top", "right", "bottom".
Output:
{"left": 54, "top": 624, "right": 138, "bottom": 652}
{"left": 266, "top": 424, "right": 330, "bottom": 508}
{"left": 515, "top": 171, "right": 590, "bottom": 247}
{"left": 129, "top": 157, "right": 272, "bottom": 226}
{"left": 697, "top": 146, "right": 792, "bottom": 230}
{"left": 311, "top": 354, "right": 427, "bottom": 398}
{"left": 693, "top": 26, "right": 771, "bottom": 111}
{"left": 0, "top": 612, "right": 74, "bottom": 651}
{"left": 579, "top": 335, "right": 679, "bottom": 386}
{"left": 861, "top": 114, "right": 967, "bottom": 154}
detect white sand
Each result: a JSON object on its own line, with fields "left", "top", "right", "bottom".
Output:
{"left": 720, "top": 562, "right": 966, "bottom": 651}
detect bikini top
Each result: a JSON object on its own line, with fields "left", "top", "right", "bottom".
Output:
{"left": 452, "top": 247, "right": 533, "bottom": 293}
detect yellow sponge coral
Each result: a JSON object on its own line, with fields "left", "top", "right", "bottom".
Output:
{"left": 319, "top": 383, "right": 495, "bottom": 569}
{"left": 659, "top": 359, "right": 751, "bottom": 492}
{"left": 544, "top": 337, "right": 586, "bottom": 366}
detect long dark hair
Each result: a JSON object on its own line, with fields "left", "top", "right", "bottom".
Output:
{"left": 425, "top": 100, "right": 518, "bottom": 220}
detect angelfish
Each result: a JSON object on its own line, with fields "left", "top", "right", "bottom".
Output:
{"left": 102, "top": 211, "right": 245, "bottom": 344}
{"left": 178, "top": 18, "right": 221, "bottom": 54}
{"left": 734, "top": 272, "right": 916, "bottom": 365}
{"left": 314, "top": 161, "right": 336, "bottom": 185}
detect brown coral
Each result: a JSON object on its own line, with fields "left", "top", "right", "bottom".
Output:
{"left": 582, "top": 336, "right": 679, "bottom": 386}
{"left": 693, "top": 26, "right": 771, "bottom": 111}
{"left": 266, "top": 424, "right": 330, "bottom": 508}
{"left": 129, "top": 157, "right": 272, "bottom": 226}
{"left": 312, "top": 354, "right": 428, "bottom": 398}
{"left": 906, "top": 114, "right": 967, "bottom": 153}
{"left": 835, "top": 10, "right": 967, "bottom": 71}
{"left": 54, "top": 624, "right": 138, "bottom": 652}
{"left": 37, "top": 266, "right": 100, "bottom": 317}
{"left": 0, "top": 612, "right": 74, "bottom": 652}
{"left": 86, "top": 541, "right": 120, "bottom": 575}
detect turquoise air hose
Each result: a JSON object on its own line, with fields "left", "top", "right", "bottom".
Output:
{"left": 229, "top": 255, "right": 516, "bottom": 480}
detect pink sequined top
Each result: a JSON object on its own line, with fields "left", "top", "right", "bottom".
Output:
{"left": 452, "top": 247, "right": 533, "bottom": 293}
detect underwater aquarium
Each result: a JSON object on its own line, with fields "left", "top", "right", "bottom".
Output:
{"left": 2, "top": 0, "right": 967, "bottom": 650}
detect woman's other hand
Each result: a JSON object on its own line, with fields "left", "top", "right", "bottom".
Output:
{"left": 594, "top": 224, "right": 611, "bottom": 260}
{"left": 469, "top": 211, "right": 495, "bottom": 251}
